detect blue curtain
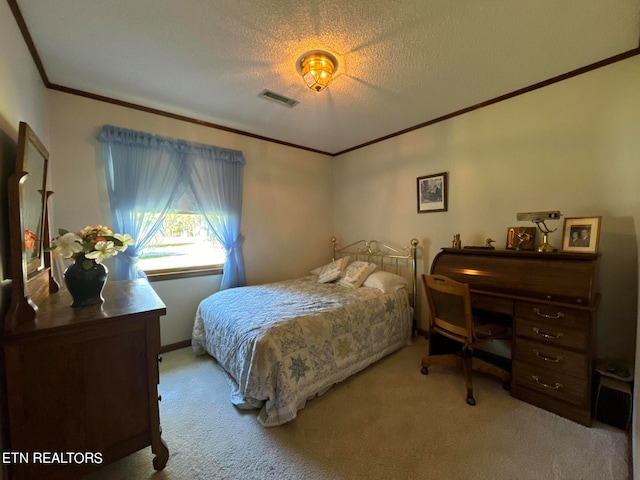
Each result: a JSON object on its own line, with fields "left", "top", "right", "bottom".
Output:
{"left": 97, "top": 125, "right": 246, "bottom": 288}
{"left": 98, "top": 126, "right": 188, "bottom": 280}
{"left": 188, "top": 143, "right": 246, "bottom": 289}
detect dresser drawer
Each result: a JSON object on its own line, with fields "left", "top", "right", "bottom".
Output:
{"left": 515, "top": 301, "right": 590, "bottom": 329}
{"left": 514, "top": 338, "right": 587, "bottom": 377}
{"left": 515, "top": 318, "right": 588, "bottom": 351}
{"left": 513, "top": 361, "right": 588, "bottom": 407}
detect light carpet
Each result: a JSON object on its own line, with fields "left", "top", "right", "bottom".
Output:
{"left": 84, "top": 337, "right": 629, "bottom": 480}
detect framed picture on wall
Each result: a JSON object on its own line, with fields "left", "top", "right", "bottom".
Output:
{"left": 417, "top": 172, "right": 447, "bottom": 213}
{"left": 561, "top": 216, "right": 602, "bottom": 253}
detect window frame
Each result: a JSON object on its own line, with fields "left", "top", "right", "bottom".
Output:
{"left": 146, "top": 264, "right": 224, "bottom": 282}
{"left": 136, "top": 198, "right": 226, "bottom": 279}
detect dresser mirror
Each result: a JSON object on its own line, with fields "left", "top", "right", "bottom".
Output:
{"left": 6, "top": 122, "right": 54, "bottom": 331}
{"left": 16, "top": 122, "right": 49, "bottom": 275}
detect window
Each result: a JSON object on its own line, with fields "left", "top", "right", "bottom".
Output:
{"left": 138, "top": 189, "right": 226, "bottom": 274}
{"left": 99, "top": 125, "right": 245, "bottom": 288}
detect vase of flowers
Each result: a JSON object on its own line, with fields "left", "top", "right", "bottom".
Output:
{"left": 49, "top": 225, "right": 134, "bottom": 307}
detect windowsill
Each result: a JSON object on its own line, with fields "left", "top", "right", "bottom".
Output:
{"left": 145, "top": 265, "right": 223, "bottom": 282}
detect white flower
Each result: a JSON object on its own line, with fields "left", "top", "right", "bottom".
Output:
{"left": 53, "top": 232, "right": 83, "bottom": 258}
{"left": 114, "top": 233, "right": 135, "bottom": 252}
{"left": 50, "top": 226, "right": 134, "bottom": 262}
{"left": 85, "top": 241, "right": 117, "bottom": 263}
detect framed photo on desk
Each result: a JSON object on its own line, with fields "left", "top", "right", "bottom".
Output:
{"left": 561, "top": 216, "right": 601, "bottom": 253}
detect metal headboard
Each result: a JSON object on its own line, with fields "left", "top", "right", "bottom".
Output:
{"left": 331, "top": 237, "right": 420, "bottom": 332}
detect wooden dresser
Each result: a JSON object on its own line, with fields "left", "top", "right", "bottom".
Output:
{"left": 1, "top": 278, "right": 169, "bottom": 480}
{"left": 431, "top": 248, "right": 599, "bottom": 426}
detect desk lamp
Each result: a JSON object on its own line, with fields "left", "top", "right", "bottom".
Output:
{"left": 516, "top": 211, "right": 562, "bottom": 252}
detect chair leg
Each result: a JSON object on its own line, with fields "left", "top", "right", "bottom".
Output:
{"left": 461, "top": 348, "right": 476, "bottom": 406}
{"left": 422, "top": 352, "right": 480, "bottom": 406}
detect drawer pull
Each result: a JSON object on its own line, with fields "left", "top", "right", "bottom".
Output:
{"left": 533, "top": 308, "right": 565, "bottom": 320}
{"left": 532, "top": 327, "right": 563, "bottom": 339}
{"left": 533, "top": 349, "right": 563, "bottom": 363}
{"left": 532, "top": 375, "right": 563, "bottom": 390}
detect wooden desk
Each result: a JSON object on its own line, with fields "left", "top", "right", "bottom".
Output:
{"left": 431, "top": 248, "right": 599, "bottom": 426}
{"left": 1, "top": 279, "right": 169, "bottom": 480}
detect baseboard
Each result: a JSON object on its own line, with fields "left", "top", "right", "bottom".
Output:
{"left": 160, "top": 339, "right": 191, "bottom": 353}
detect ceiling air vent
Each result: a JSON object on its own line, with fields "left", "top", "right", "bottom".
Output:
{"left": 259, "top": 89, "right": 299, "bottom": 107}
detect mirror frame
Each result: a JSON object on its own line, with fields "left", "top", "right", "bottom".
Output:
{"left": 16, "top": 122, "right": 49, "bottom": 276}
{"left": 6, "top": 122, "right": 57, "bottom": 332}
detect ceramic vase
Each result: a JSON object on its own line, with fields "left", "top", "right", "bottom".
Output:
{"left": 64, "top": 254, "right": 108, "bottom": 307}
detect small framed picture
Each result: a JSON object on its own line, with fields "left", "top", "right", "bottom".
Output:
{"left": 561, "top": 216, "right": 602, "bottom": 253}
{"left": 417, "top": 172, "right": 447, "bottom": 213}
{"left": 506, "top": 226, "right": 536, "bottom": 250}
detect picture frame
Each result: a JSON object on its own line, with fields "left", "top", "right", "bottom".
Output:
{"left": 561, "top": 216, "right": 602, "bottom": 253}
{"left": 506, "top": 226, "right": 536, "bottom": 251}
{"left": 417, "top": 172, "right": 447, "bottom": 213}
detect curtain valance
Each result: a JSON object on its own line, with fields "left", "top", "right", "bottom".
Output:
{"left": 97, "top": 125, "right": 246, "bottom": 164}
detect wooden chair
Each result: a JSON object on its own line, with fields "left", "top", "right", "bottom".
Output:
{"left": 421, "top": 274, "right": 511, "bottom": 405}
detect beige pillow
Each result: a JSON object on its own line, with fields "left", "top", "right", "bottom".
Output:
{"left": 337, "top": 261, "right": 377, "bottom": 288}
{"left": 362, "top": 271, "right": 408, "bottom": 293}
{"left": 312, "top": 256, "right": 350, "bottom": 283}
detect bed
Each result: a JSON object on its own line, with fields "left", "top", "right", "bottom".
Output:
{"left": 192, "top": 237, "right": 419, "bottom": 426}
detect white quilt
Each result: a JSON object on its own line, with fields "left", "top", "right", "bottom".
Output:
{"left": 192, "top": 275, "right": 412, "bottom": 426}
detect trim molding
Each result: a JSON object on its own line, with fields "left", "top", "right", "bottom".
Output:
{"left": 334, "top": 48, "right": 640, "bottom": 156}
{"left": 8, "top": 0, "right": 640, "bottom": 157}
{"left": 7, "top": 0, "right": 49, "bottom": 85}
{"left": 160, "top": 340, "right": 191, "bottom": 353}
{"left": 47, "top": 82, "right": 333, "bottom": 156}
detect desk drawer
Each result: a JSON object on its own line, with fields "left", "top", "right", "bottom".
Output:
{"left": 513, "top": 361, "right": 588, "bottom": 407}
{"left": 515, "top": 301, "right": 590, "bottom": 329}
{"left": 514, "top": 338, "right": 587, "bottom": 377}
{"left": 471, "top": 294, "right": 513, "bottom": 316}
{"left": 515, "top": 318, "right": 588, "bottom": 351}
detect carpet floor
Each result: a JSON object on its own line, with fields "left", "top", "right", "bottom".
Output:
{"left": 84, "top": 337, "right": 630, "bottom": 480}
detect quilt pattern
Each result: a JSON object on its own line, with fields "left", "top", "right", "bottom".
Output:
{"left": 192, "top": 276, "right": 412, "bottom": 426}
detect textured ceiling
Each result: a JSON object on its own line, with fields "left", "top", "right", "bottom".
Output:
{"left": 14, "top": 0, "right": 640, "bottom": 155}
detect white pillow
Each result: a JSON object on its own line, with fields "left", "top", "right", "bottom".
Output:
{"left": 312, "top": 256, "right": 350, "bottom": 283}
{"left": 362, "top": 271, "right": 408, "bottom": 293}
{"left": 337, "top": 261, "right": 377, "bottom": 288}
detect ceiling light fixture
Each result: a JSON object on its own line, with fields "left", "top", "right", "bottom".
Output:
{"left": 299, "top": 51, "right": 338, "bottom": 92}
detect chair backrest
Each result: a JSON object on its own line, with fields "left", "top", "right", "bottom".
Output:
{"left": 422, "top": 274, "right": 474, "bottom": 345}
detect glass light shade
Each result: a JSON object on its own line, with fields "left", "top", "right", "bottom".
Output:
{"left": 300, "top": 54, "right": 335, "bottom": 92}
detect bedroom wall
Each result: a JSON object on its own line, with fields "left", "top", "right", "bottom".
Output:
{"left": 46, "top": 91, "right": 334, "bottom": 345}
{"left": 333, "top": 55, "right": 640, "bottom": 363}
{"left": 0, "top": 0, "right": 50, "bottom": 327}
{"left": 0, "top": 3, "right": 51, "bottom": 479}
